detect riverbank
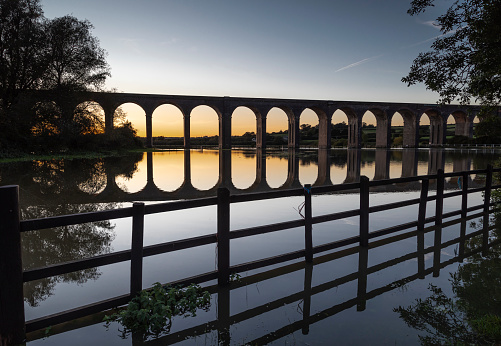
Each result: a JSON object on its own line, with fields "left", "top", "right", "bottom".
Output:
{"left": 0, "top": 148, "right": 157, "bottom": 163}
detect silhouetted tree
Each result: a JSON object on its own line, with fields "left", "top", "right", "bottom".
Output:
{"left": 42, "top": 15, "right": 110, "bottom": 92}
{"left": 15, "top": 155, "right": 143, "bottom": 306}
{"left": 395, "top": 188, "right": 501, "bottom": 344}
{"left": 0, "top": 0, "right": 135, "bottom": 153}
{"left": 0, "top": 0, "right": 46, "bottom": 108}
{"left": 403, "top": 0, "right": 501, "bottom": 106}
{"left": 0, "top": 0, "right": 47, "bottom": 147}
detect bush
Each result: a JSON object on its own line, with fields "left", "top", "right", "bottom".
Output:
{"left": 393, "top": 136, "right": 403, "bottom": 146}
{"left": 104, "top": 122, "right": 143, "bottom": 149}
{"left": 104, "top": 283, "right": 211, "bottom": 339}
{"left": 332, "top": 139, "right": 348, "bottom": 147}
{"left": 447, "top": 135, "right": 470, "bottom": 145}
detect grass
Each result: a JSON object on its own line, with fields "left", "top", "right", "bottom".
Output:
{"left": 0, "top": 148, "right": 143, "bottom": 163}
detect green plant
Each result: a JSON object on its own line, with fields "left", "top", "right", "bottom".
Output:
{"left": 471, "top": 314, "right": 501, "bottom": 341}
{"left": 104, "top": 282, "right": 211, "bottom": 339}
{"left": 43, "top": 326, "right": 52, "bottom": 339}
{"left": 230, "top": 273, "right": 241, "bottom": 283}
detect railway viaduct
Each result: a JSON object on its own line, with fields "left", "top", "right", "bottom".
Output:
{"left": 30, "top": 91, "right": 485, "bottom": 149}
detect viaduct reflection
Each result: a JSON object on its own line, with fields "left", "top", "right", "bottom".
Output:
{"left": 2, "top": 149, "right": 492, "bottom": 205}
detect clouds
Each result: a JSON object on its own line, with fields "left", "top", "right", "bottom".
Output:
{"left": 400, "top": 35, "right": 440, "bottom": 50}
{"left": 160, "top": 37, "right": 179, "bottom": 46}
{"left": 335, "top": 54, "right": 384, "bottom": 73}
{"left": 118, "top": 38, "right": 144, "bottom": 55}
{"left": 420, "top": 20, "right": 441, "bottom": 30}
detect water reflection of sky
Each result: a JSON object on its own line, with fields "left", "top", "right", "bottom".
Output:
{"left": 7, "top": 148, "right": 500, "bottom": 345}
{"left": 110, "top": 149, "right": 499, "bottom": 194}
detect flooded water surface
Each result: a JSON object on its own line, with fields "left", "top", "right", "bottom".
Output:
{"left": 1, "top": 148, "right": 500, "bottom": 345}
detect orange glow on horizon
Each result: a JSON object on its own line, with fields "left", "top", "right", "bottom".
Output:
{"left": 118, "top": 105, "right": 412, "bottom": 138}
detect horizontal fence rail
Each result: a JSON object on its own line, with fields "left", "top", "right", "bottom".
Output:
{"left": 0, "top": 165, "right": 500, "bottom": 344}
{"left": 25, "top": 216, "right": 500, "bottom": 344}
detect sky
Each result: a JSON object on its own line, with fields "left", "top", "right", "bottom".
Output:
{"left": 41, "top": 0, "right": 451, "bottom": 136}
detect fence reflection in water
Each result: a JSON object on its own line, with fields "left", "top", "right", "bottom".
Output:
{"left": 0, "top": 165, "right": 500, "bottom": 344}
{"left": 26, "top": 213, "right": 500, "bottom": 345}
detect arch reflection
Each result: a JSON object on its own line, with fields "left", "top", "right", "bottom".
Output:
{"left": 2, "top": 149, "right": 496, "bottom": 205}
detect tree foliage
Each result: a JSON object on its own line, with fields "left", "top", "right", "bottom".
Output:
{"left": 0, "top": 0, "right": 141, "bottom": 153}
{"left": 13, "top": 155, "right": 144, "bottom": 306}
{"left": 0, "top": 0, "right": 46, "bottom": 109}
{"left": 395, "top": 189, "right": 501, "bottom": 344}
{"left": 42, "top": 15, "right": 109, "bottom": 92}
{"left": 403, "top": 0, "right": 501, "bottom": 106}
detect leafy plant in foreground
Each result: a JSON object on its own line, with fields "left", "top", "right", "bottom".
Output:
{"left": 104, "top": 282, "right": 211, "bottom": 339}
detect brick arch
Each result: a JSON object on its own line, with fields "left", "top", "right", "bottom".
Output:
{"left": 449, "top": 110, "right": 470, "bottom": 137}
{"left": 396, "top": 108, "right": 418, "bottom": 147}
{"left": 336, "top": 107, "right": 360, "bottom": 148}
{"left": 270, "top": 105, "right": 296, "bottom": 148}
{"left": 368, "top": 108, "right": 392, "bottom": 148}
{"left": 420, "top": 108, "right": 445, "bottom": 146}
{"left": 297, "top": 106, "right": 331, "bottom": 149}
{"left": 50, "top": 91, "right": 482, "bottom": 149}
{"left": 231, "top": 106, "right": 258, "bottom": 148}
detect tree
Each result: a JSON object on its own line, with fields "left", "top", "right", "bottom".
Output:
{"left": 42, "top": 15, "right": 110, "bottom": 92}
{"left": 0, "top": 0, "right": 116, "bottom": 151}
{"left": 0, "top": 0, "right": 46, "bottom": 109}
{"left": 395, "top": 187, "right": 501, "bottom": 344}
{"left": 0, "top": 0, "right": 48, "bottom": 147}
{"left": 35, "top": 15, "right": 111, "bottom": 143}
{"left": 403, "top": 0, "right": 501, "bottom": 106}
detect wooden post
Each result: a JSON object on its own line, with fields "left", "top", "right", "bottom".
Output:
{"left": 483, "top": 165, "right": 493, "bottom": 254}
{"left": 217, "top": 285, "right": 231, "bottom": 344}
{"left": 433, "top": 228, "right": 442, "bottom": 278}
{"left": 301, "top": 263, "right": 313, "bottom": 335}
{"left": 461, "top": 171, "right": 469, "bottom": 219}
{"left": 217, "top": 187, "right": 230, "bottom": 286}
{"left": 417, "top": 230, "right": 425, "bottom": 279}
{"left": 357, "top": 246, "right": 368, "bottom": 311}
{"left": 435, "top": 169, "right": 444, "bottom": 228}
{"left": 0, "top": 185, "right": 26, "bottom": 345}
{"left": 130, "top": 202, "right": 145, "bottom": 298}
{"left": 417, "top": 178, "right": 428, "bottom": 278}
{"left": 484, "top": 164, "right": 493, "bottom": 214}
{"left": 433, "top": 170, "right": 444, "bottom": 277}
{"left": 418, "top": 178, "right": 429, "bottom": 233}
{"left": 304, "top": 184, "right": 313, "bottom": 263}
{"left": 459, "top": 171, "right": 469, "bottom": 260}
{"left": 359, "top": 176, "right": 370, "bottom": 247}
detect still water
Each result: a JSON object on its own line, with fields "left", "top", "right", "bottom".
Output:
{"left": 1, "top": 148, "right": 500, "bottom": 345}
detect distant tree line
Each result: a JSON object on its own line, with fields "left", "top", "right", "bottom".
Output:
{"left": 0, "top": 0, "right": 141, "bottom": 156}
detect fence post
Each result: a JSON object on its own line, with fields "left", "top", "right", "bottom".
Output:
{"left": 217, "top": 187, "right": 230, "bottom": 286}
{"left": 217, "top": 285, "right": 231, "bottom": 344}
{"left": 130, "top": 202, "right": 145, "bottom": 298}
{"left": 459, "top": 171, "right": 469, "bottom": 260}
{"left": 418, "top": 178, "right": 429, "bottom": 233}
{"left": 359, "top": 176, "right": 370, "bottom": 247}
{"left": 357, "top": 246, "right": 368, "bottom": 311}
{"left": 484, "top": 164, "right": 493, "bottom": 215}
{"left": 417, "top": 177, "right": 429, "bottom": 279}
{"left": 301, "top": 263, "right": 313, "bottom": 335}
{"left": 433, "top": 169, "right": 444, "bottom": 277}
{"left": 483, "top": 164, "right": 493, "bottom": 254}
{"left": 0, "top": 185, "right": 25, "bottom": 345}
{"left": 304, "top": 184, "right": 313, "bottom": 263}
{"left": 417, "top": 230, "right": 425, "bottom": 279}
{"left": 435, "top": 169, "right": 444, "bottom": 228}
{"left": 461, "top": 171, "right": 469, "bottom": 219}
